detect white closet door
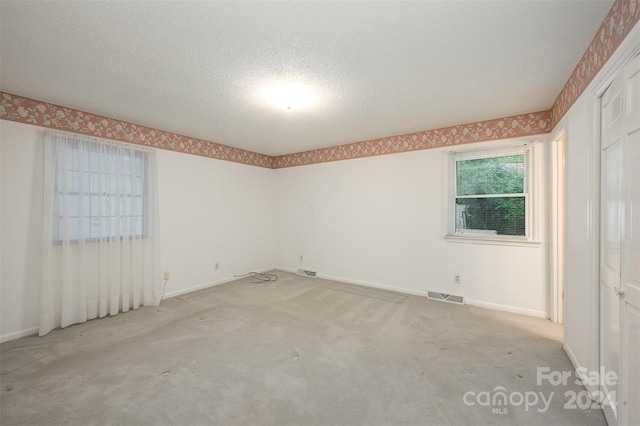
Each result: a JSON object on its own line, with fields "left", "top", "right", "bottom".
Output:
{"left": 618, "top": 52, "right": 640, "bottom": 426}
{"left": 600, "top": 52, "right": 640, "bottom": 426}
{"left": 600, "top": 71, "right": 624, "bottom": 426}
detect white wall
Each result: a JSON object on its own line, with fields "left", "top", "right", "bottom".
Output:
{"left": 0, "top": 121, "right": 43, "bottom": 341}
{"left": 275, "top": 138, "right": 549, "bottom": 317}
{"left": 561, "top": 92, "right": 595, "bottom": 373}
{"left": 0, "top": 120, "right": 275, "bottom": 341}
{"left": 0, "top": 121, "right": 552, "bottom": 341}
{"left": 0, "top": 120, "right": 554, "bottom": 342}
{"left": 156, "top": 144, "right": 275, "bottom": 298}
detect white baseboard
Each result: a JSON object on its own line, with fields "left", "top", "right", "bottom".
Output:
{"left": 564, "top": 342, "right": 598, "bottom": 395}
{"left": 564, "top": 342, "right": 580, "bottom": 371}
{"left": 275, "top": 266, "right": 548, "bottom": 318}
{"left": 465, "top": 298, "right": 548, "bottom": 318}
{"left": 1, "top": 326, "right": 39, "bottom": 343}
{"left": 320, "top": 272, "right": 428, "bottom": 298}
{"left": 163, "top": 266, "right": 276, "bottom": 299}
{"left": 275, "top": 266, "right": 428, "bottom": 297}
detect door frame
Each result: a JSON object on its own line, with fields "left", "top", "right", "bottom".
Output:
{"left": 549, "top": 127, "right": 565, "bottom": 324}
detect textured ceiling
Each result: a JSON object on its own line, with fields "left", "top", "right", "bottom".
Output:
{"left": 0, "top": 1, "right": 613, "bottom": 156}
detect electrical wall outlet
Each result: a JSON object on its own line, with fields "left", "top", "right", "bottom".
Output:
{"left": 454, "top": 274, "right": 461, "bottom": 284}
{"left": 214, "top": 262, "right": 219, "bottom": 270}
{"left": 300, "top": 255, "right": 304, "bottom": 262}
{"left": 163, "top": 271, "right": 170, "bottom": 280}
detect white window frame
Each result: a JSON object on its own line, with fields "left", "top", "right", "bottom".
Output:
{"left": 52, "top": 139, "right": 151, "bottom": 245}
{"left": 446, "top": 142, "right": 537, "bottom": 244}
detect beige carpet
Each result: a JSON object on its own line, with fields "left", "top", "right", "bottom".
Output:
{"left": 0, "top": 271, "right": 606, "bottom": 425}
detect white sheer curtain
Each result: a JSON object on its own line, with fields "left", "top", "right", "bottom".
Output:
{"left": 40, "top": 130, "right": 161, "bottom": 336}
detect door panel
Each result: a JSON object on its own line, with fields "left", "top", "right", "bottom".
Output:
{"left": 601, "top": 141, "right": 623, "bottom": 288}
{"left": 620, "top": 304, "right": 640, "bottom": 425}
{"left": 600, "top": 74, "right": 624, "bottom": 425}
{"left": 624, "top": 56, "right": 640, "bottom": 131}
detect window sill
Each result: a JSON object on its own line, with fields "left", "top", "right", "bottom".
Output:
{"left": 444, "top": 235, "right": 541, "bottom": 247}
{"left": 53, "top": 236, "right": 146, "bottom": 246}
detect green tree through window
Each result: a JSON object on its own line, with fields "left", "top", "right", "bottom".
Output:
{"left": 454, "top": 153, "right": 527, "bottom": 237}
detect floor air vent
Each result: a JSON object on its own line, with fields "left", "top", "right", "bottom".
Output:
{"left": 427, "top": 291, "right": 464, "bottom": 305}
{"left": 297, "top": 269, "right": 317, "bottom": 278}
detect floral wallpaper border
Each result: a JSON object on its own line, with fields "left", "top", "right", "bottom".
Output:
{"left": 1, "top": 91, "right": 551, "bottom": 169}
{"left": 0, "top": 92, "right": 275, "bottom": 169}
{"left": 551, "top": 0, "right": 640, "bottom": 126}
{"left": 273, "top": 112, "right": 551, "bottom": 168}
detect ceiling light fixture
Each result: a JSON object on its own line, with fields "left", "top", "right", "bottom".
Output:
{"left": 262, "top": 81, "right": 316, "bottom": 112}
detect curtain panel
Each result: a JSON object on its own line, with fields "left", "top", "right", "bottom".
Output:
{"left": 40, "top": 131, "right": 161, "bottom": 336}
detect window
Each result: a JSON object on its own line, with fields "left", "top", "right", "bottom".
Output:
{"left": 449, "top": 145, "right": 533, "bottom": 240}
{"left": 53, "top": 139, "right": 149, "bottom": 243}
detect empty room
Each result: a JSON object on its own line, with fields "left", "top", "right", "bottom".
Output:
{"left": 1, "top": 1, "right": 639, "bottom": 425}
